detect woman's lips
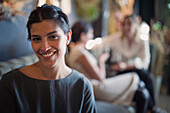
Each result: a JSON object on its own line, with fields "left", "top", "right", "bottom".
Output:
{"left": 40, "top": 51, "right": 57, "bottom": 60}
{"left": 42, "top": 52, "right": 54, "bottom": 57}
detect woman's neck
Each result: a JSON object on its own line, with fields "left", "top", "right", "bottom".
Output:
{"left": 122, "top": 33, "right": 135, "bottom": 49}
{"left": 75, "top": 41, "right": 86, "bottom": 48}
{"left": 35, "top": 61, "right": 71, "bottom": 80}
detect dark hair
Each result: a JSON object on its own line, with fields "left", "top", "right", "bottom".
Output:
{"left": 71, "top": 21, "right": 92, "bottom": 42}
{"left": 27, "top": 4, "right": 70, "bottom": 40}
{"left": 122, "top": 15, "right": 135, "bottom": 26}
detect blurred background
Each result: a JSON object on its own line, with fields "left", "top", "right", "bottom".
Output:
{"left": 0, "top": 0, "right": 169, "bottom": 112}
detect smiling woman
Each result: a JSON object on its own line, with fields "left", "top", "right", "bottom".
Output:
{"left": 30, "top": 20, "right": 68, "bottom": 69}
{"left": 0, "top": 4, "right": 96, "bottom": 113}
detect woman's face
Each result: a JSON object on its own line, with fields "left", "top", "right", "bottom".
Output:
{"left": 86, "top": 28, "right": 94, "bottom": 40}
{"left": 122, "top": 17, "right": 137, "bottom": 39}
{"left": 122, "top": 18, "right": 132, "bottom": 37}
{"left": 30, "top": 20, "right": 70, "bottom": 67}
{"left": 82, "top": 28, "right": 94, "bottom": 44}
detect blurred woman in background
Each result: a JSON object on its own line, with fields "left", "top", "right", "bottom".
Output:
{"left": 67, "top": 21, "right": 154, "bottom": 113}
{"left": 101, "top": 15, "right": 167, "bottom": 113}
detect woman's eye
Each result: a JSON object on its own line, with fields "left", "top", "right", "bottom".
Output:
{"left": 49, "top": 35, "right": 58, "bottom": 40}
{"left": 32, "top": 38, "right": 41, "bottom": 42}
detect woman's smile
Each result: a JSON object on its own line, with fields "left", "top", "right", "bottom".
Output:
{"left": 40, "top": 50, "right": 57, "bottom": 60}
{"left": 42, "top": 52, "right": 54, "bottom": 57}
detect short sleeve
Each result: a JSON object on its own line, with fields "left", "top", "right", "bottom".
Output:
{"left": 82, "top": 78, "right": 96, "bottom": 113}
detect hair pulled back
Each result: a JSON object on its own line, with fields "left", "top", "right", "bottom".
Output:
{"left": 71, "top": 21, "right": 92, "bottom": 42}
{"left": 27, "top": 4, "right": 70, "bottom": 40}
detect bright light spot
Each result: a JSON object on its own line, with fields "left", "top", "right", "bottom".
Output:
{"left": 140, "top": 34, "right": 149, "bottom": 41}
{"left": 168, "top": 3, "right": 170, "bottom": 9}
{"left": 86, "top": 40, "right": 95, "bottom": 50}
{"left": 134, "top": 57, "right": 142, "bottom": 69}
{"left": 139, "top": 23, "right": 150, "bottom": 41}
{"left": 85, "top": 37, "right": 102, "bottom": 50}
{"left": 94, "top": 38, "right": 102, "bottom": 44}
{"left": 140, "top": 23, "right": 150, "bottom": 34}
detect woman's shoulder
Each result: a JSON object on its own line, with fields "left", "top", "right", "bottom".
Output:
{"left": 68, "top": 45, "right": 87, "bottom": 62}
{"left": 70, "top": 45, "right": 86, "bottom": 54}
{"left": 71, "top": 69, "right": 93, "bottom": 92}
{"left": 1, "top": 63, "right": 36, "bottom": 80}
{"left": 1, "top": 69, "right": 21, "bottom": 79}
{"left": 71, "top": 69, "right": 92, "bottom": 85}
{"left": 102, "top": 31, "right": 122, "bottom": 46}
{"left": 135, "top": 35, "right": 148, "bottom": 47}
{"left": 0, "top": 69, "right": 22, "bottom": 87}
{"left": 71, "top": 69, "right": 87, "bottom": 80}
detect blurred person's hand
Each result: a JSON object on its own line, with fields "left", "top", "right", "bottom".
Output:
{"left": 111, "top": 62, "right": 135, "bottom": 71}
{"left": 111, "top": 63, "right": 122, "bottom": 71}
{"left": 111, "top": 62, "right": 126, "bottom": 71}
{"left": 98, "top": 52, "right": 110, "bottom": 63}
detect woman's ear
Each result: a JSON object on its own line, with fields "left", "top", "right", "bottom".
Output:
{"left": 66, "top": 30, "right": 72, "bottom": 45}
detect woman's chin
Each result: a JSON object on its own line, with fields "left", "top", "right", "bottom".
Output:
{"left": 36, "top": 58, "right": 57, "bottom": 68}
{"left": 41, "top": 61, "right": 57, "bottom": 68}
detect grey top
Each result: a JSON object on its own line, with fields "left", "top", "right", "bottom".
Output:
{"left": 0, "top": 69, "right": 96, "bottom": 113}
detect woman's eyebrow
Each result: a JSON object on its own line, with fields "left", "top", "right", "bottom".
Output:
{"left": 31, "top": 35, "right": 41, "bottom": 37}
{"left": 46, "top": 31, "right": 57, "bottom": 36}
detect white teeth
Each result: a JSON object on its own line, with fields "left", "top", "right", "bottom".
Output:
{"left": 43, "top": 52, "right": 53, "bottom": 57}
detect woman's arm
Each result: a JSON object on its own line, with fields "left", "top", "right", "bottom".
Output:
{"left": 76, "top": 52, "right": 109, "bottom": 81}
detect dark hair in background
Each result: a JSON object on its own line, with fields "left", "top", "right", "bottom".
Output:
{"left": 121, "top": 14, "right": 136, "bottom": 26}
{"left": 71, "top": 21, "right": 92, "bottom": 42}
{"left": 27, "top": 4, "right": 70, "bottom": 40}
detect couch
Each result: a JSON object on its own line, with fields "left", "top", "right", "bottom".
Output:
{"left": 0, "top": 54, "right": 38, "bottom": 79}
{"left": 0, "top": 54, "right": 132, "bottom": 113}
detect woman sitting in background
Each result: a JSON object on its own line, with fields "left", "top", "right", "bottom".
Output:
{"left": 67, "top": 21, "right": 152, "bottom": 113}
{"left": 101, "top": 15, "right": 167, "bottom": 113}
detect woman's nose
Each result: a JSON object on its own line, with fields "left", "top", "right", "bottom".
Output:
{"left": 41, "top": 39, "right": 50, "bottom": 51}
